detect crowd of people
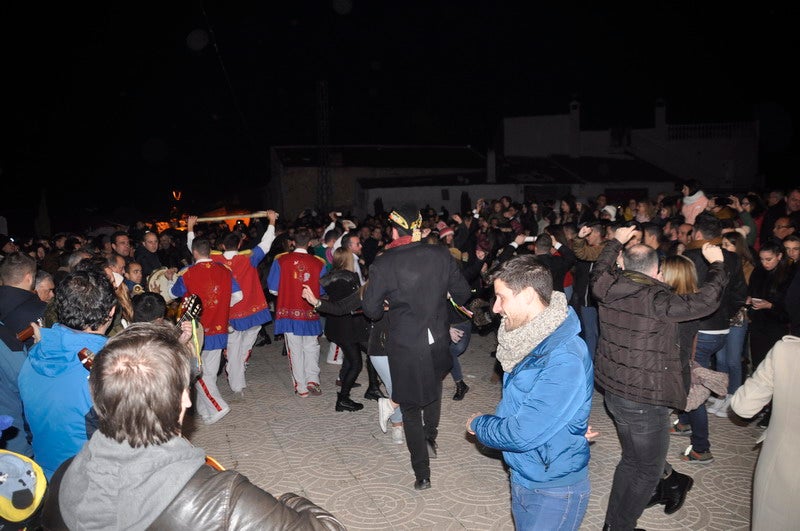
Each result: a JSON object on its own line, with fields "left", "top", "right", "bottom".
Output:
{"left": 0, "top": 181, "right": 798, "bottom": 529}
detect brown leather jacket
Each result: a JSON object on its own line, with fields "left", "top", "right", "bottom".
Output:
{"left": 591, "top": 239, "right": 729, "bottom": 410}
{"left": 41, "top": 459, "right": 347, "bottom": 530}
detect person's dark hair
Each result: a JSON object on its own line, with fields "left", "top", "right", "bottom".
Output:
{"left": 341, "top": 232, "right": 360, "bottom": 251}
{"left": 679, "top": 179, "right": 703, "bottom": 195}
{"left": 623, "top": 244, "right": 659, "bottom": 274}
{"left": 221, "top": 231, "right": 244, "bottom": 251}
{"left": 743, "top": 193, "right": 766, "bottom": 218}
{"left": 693, "top": 213, "right": 722, "bottom": 239}
{"left": 56, "top": 269, "right": 117, "bottom": 331}
{"left": 641, "top": 222, "right": 662, "bottom": 245}
{"left": 543, "top": 224, "right": 569, "bottom": 247}
{"left": 489, "top": 254, "right": 553, "bottom": 305}
{"left": 534, "top": 234, "right": 552, "bottom": 253}
{"left": 783, "top": 233, "right": 800, "bottom": 246}
{"left": 722, "top": 231, "right": 755, "bottom": 266}
{"left": 0, "top": 252, "right": 37, "bottom": 286}
{"left": 293, "top": 228, "right": 313, "bottom": 248}
{"left": 91, "top": 321, "right": 191, "bottom": 448}
{"left": 110, "top": 230, "right": 129, "bottom": 246}
{"left": 132, "top": 292, "right": 168, "bottom": 323}
{"left": 323, "top": 228, "right": 341, "bottom": 244}
{"left": 191, "top": 237, "right": 212, "bottom": 257}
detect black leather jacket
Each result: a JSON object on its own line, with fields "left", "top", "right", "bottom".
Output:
{"left": 41, "top": 459, "right": 347, "bottom": 530}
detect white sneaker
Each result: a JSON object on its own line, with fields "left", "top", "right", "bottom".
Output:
{"left": 713, "top": 395, "right": 732, "bottom": 418}
{"left": 706, "top": 396, "right": 721, "bottom": 412}
{"left": 378, "top": 398, "right": 395, "bottom": 433}
{"left": 203, "top": 406, "right": 231, "bottom": 425}
{"left": 391, "top": 425, "right": 405, "bottom": 445}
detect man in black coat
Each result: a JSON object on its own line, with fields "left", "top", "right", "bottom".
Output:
{"left": 362, "top": 205, "right": 471, "bottom": 491}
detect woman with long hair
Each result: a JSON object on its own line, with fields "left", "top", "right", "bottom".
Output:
{"left": 746, "top": 241, "right": 794, "bottom": 428}
{"left": 303, "top": 256, "right": 406, "bottom": 443}
{"left": 707, "top": 231, "right": 756, "bottom": 416}
{"left": 318, "top": 248, "right": 368, "bottom": 412}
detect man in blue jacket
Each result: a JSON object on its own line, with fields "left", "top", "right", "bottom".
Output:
{"left": 467, "top": 254, "right": 593, "bottom": 530}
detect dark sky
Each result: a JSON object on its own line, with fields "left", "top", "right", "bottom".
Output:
{"left": 2, "top": 1, "right": 797, "bottom": 234}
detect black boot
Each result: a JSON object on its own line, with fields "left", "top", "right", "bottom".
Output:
{"left": 659, "top": 470, "right": 694, "bottom": 515}
{"left": 364, "top": 386, "right": 387, "bottom": 400}
{"left": 254, "top": 325, "right": 271, "bottom": 347}
{"left": 335, "top": 393, "right": 364, "bottom": 412}
{"left": 453, "top": 380, "right": 469, "bottom": 401}
{"left": 602, "top": 524, "right": 645, "bottom": 531}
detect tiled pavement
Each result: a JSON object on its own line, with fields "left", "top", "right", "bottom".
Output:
{"left": 187, "top": 326, "right": 758, "bottom": 530}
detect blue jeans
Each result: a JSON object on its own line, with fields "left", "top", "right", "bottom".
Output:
{"left": 678, "top": 332, "right": 726, "bottom": 452}
{"left": 369, "top": 355, "right": 402, "bottom": 424}
{"left": 448, "top": 320, "right": 472, "bottom": 382}
{"left": 511, "top": 477, "right": 590, "bottom": 531}
{"left": 716, "top": 322, "right": 747, "bottom": 395}
{"left": 604, "top": 391, "right": 671, "bottom": 530}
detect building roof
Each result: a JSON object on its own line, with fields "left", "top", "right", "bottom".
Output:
{"left": 272, "top": 145, "right": 485, "bottom": 168}
{"left": 357, "top": 171, "right": 486, "bottom": 189}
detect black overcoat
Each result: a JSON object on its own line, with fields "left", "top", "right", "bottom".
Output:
{"left": 361, "top": 241, "right": 471, "bottom": 406}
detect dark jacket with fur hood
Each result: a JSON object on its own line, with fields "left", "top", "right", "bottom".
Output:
{"left": 591, "top": 240, "right": 729, "bottom": 409}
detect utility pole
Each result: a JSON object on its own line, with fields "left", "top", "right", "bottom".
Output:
{"left": 316, "top": 80, "right": 332, "bottom": 213}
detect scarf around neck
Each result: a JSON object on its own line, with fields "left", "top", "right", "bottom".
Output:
{"left": 682, "top": 190, "right": 706, "bottom": 206}
{"left": 495, "top": 290, "right": 569, "bottom": 373}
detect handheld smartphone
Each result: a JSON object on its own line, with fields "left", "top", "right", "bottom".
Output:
{"left": 524, "top": 236, "right": 536, "bottom": 243}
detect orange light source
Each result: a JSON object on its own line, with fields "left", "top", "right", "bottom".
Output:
{"left": 172, "top": 190, "right": 182, "bottom": 201}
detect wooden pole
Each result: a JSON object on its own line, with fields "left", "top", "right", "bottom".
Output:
{"left": 194, "top": 211, "right": 270, "bottom": 222}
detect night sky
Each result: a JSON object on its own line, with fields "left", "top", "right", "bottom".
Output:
{"left": 2, "top": 2, "right": 797, "bottom": 234}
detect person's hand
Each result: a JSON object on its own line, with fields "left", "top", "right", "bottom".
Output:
{"left": 301, "top": 285, "right": 318, "bottom": 306}
{"left": 328, "top": 211, "right": 338, "bottom": 221}
{"left": 267, "top": 210, "right": 279, "bottom": 224}
{"left": 585, "top": 425, "right": 600, "bottom": 442}
{"left": 187, "top": 215, "right": 198, "bottom": 232}
{"left": 701, "top": 242, "right": 723, "bottom": 263}
{"left": 466, "top": 412, "right": 482, "bottom": 435}
{"left": 165, "top": 267, "right": 177, "bottom": 280}
{"left": 449, "top": 327, "right": 465, "bottom": 343}
{"left": 614, "top": 225, "right": 638, "bottom": 244}
{"left": 728, "top": 195, "right": 742, "bottom": 212}
{"left": 421, "top": 227, "right": 432, "bottom": 238}
{"left": 750, "top": 297, "right": 772, "bottom": 311}
{"left": 178, "top": 320, "right": 193, "bottom": 344}
{"left": 578, "top": 225, "right": 593, "bottom": 239}
{"left": 514, "top": 233, "right": 527, "bottom": 246}
{"left": 452, "top": 214, "right": 463, "bottom": 225}
{"left": 31, "top": 321, "right": 42, "bottom": 343}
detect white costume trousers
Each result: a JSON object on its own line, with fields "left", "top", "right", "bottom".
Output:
{"left": 285, "top": 333, "right": 321, "bottom": 395}
{"left": 226, "top": 326, "right": 260, "bottom": 392}
{"left": 194, "top": 348, "right": 229, "bottom": 419}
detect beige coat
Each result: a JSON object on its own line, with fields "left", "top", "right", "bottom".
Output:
{"left": 731, "top": 335, "right": 800, "bottom": 531}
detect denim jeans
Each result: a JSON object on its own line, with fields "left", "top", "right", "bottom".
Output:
{"left": 678, "top": 332, "right": 726, "bottom": 452}
{"left": 448, "top": 320, "right": 472, "bottom": 382}
{"left": 604, "top": 391, "right": 671, "bottom": 530}
{"left": 716, "top": 322, "right": 747, "bottom": 395}
{"left": 511, "top": 476, "right": 590, "bottom": 531}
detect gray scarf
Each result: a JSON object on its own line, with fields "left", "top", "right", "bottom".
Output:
{"left": 495, "top": 291, "right": 569, "bottom": 373}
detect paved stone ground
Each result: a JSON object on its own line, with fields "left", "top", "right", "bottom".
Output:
{"left": 186, "top": 325, "right": 757, "bottom": 530}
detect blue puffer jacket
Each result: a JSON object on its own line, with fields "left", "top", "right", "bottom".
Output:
{"left": 17, "top": 324, "right": 108, "bottom": 479}
{"left": 471, "top": 309, "right": 593, "bottom": 489}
